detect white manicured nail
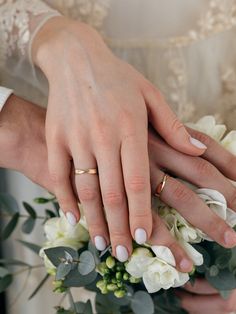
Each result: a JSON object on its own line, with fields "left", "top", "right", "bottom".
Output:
{"left": 135, "top": 228, "right": 147, "bottom": 244}
{"left": 190, "top": 137, "right": 207, "bottom": 149}
{"left": 116, "top": 245, "right": 129, "bottom": 262}
{"left": 66, "top": 212, "right": 77, "bottom": 226}
{"left": 94, "top": 236, "right": 106, "bottom": 251}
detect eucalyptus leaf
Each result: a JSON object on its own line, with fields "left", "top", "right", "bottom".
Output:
{"left": 56, "top": 263, "right": 72, "bottom": 280}
{"left": 206, "top": 268, "right": 236, "bottom": 290}
{"left": 0, "top": 193, "right": 19, "bottom": 214}
{"left": 0, "top": 274, "right": 13, "bottom": 293}
{"left": 131, "top": 291, "right": 154, "bottom": 314}
{"left": 209, "top": 265, "right": 219, "bottom": 277}
{"left": 0, "top": 259, "right": 30, "bottom": 267}
{"left": 63, "top": 269, "right": 97, "bottom": 287}
{"left": 22, "top": 217, "right": 36, "bottom": 234}
{"left": 219, "top": 290, "right": 232, "bottom": 299}
{"left": 0, "top": 267, "right": 9, "bottom": 277}
{"left": 44, "top": 247, "right": 78, "bottom": 267}
{"left": 28, "top": 274, "right": 49, "bottom": 300}
{"left": 215, "top": 250, "right": 232, "bottom": 269}
{"left": 1, "top": 212, "right": 20, "bottom": 240}
{"left": 22, "top": 202, "right": 37, "bottom": 218}
{"left": 18, "top": 240, "right": 41, "bottom": 255}
{"left": 45, "top": 209, "right": 56, "bottom": 218}
{"left": 95, "top": 293, "right": 121, "bottom": 314}
{"left": 75, "top": 300, "right": 93, "bottom": 314}
{"left": 34, "top": 197, "right": 51, "bottom": 204}
{"left": 78, "top": 251, "right": 96, "bottom": 275}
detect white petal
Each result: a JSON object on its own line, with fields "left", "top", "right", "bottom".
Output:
{"left": 179, "top": 241, "right": 203, "bottom": 266}
{"left": 172, "top": 272, "right": 190, "bottom": 288}
{"left": 226, "top": 207, "right": 236, "bottom": 227}
{"left": 151, "top": 246, "right": 176, "bottom": 267}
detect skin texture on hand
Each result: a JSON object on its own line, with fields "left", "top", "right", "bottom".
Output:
{"left": 0, "top": 95, "right": 53, "bottom": 192}
{"left": 176, "top": 279, "right": 236, "bottom": 314}
{"left": 31, "top": 16, "right": 207, "bottom": 261}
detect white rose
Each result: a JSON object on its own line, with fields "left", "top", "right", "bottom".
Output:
{"left": 186, "top": 116, "right": 226, "bottom": 141}
{"left": 40, "top": 211, "right": 89, "bottom": 273}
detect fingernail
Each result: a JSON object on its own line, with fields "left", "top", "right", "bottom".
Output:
{"left": 180, "top": 258, "right": 193, "bottom": 272}
{"left": 224, "top": 230, "right": 236, "bottom": 246}
{"left": 94, "top": 236, "right": 106, "bottom": 251}
{"left": 66, "top": 212, "right": 77, "bottom": 226}
{"left": 116, "top": 245, "right": 129, "bottom": 262}
{"left": 135, "top": 228, "right": 147, "bottom": 245}
{"left": 190, "top": 137, "right": 207, "bottom": 149}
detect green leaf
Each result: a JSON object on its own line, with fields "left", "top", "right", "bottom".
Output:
{"left": 75, "top": 300, "right": 93, "bottom": 314}
{"left": 0, "top": 259, "right": 30, "bottom": 267}
{"left": 1, "top": 212, "right": 20, "bottom": 240}
{"left": 22, "top": 202, "right": 37, "bottom": 219}
{"left": 95, "top": 293, "right": 121, "bottom": 314}
{"left": 34, "top": 197, "right": 51, "bottom": 204}
{"left": 78, "top": 251, "right": 96, "bottom": 275}
{"left": 131, "top": 291, "right": 154, "bottom": 314}
{"left": 63, "top": 269, "right": 97, "bottom": 288}
{"left": 28, "top": 274, "right": 49, "bottom": 300}
{"left": 219, "top": 290, "right": 232, "bottom": 299}
{"left": 0, "top": 193, "right": 19, "bottom": 214}
{"left": 209, "top": 265, "right": 219, "bottom": 277}
{"left": 44, "top": 247, "right": 78, "bottom": 267}
{"left": 22, "top": 217, "right": 36, "bottom": 234}
{"left": 18, "top": 240, "right": 41, "bottom": 255}
{"left": 0, "top": 274, "right": 13, "bottom": 293}
{"left": 206, "top": 268, "right": 236, "bottom": 290}
{"left": 56, "top": 263, "right": 72, "bottom": 281}
{"left": 45, "top": 209, "right": 56, "bottom": 218}
{"left": 0, "top": 267, "right": 9, "bottom": 277}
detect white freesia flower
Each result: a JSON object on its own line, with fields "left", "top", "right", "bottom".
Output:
{"left": 179, "top": 240, "right": 203, "bottom": 266}
{"left": 221, "top": 131, "right": 236, "bottom": 155}
{"left": 40, "top": 211, "right": 89, "bottom": 273}
{"left": 186, "top": 116, "right": 226, "bottom": 141}
{"left": 126, "top": 246, "right": 189, "bottom": 293}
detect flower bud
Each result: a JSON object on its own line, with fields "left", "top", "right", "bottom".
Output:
{"left": 189, "top": 266, "right": 196, "bottom": 276}
{"left": 116, "top": 272, "right": 122, "bottom": 280}
{"left": 107, "top": 284, "right": 118, "bottom": 291}
{"left": 114, "top": 289, "right": 126, "bottom": 298}
{"left": 97, "top": 262, "right": 108, "bottom": 275}
{"left": 106, "top": 256, "right": 116, "bottom": 269}
{"left": 129, "top": 276, "right": 141, "bottom": 284}
{"left": 123, "top": 273, "right": 129, "bottom": 281}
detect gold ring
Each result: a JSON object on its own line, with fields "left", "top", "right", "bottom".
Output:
{"left": 75, "top": 168, "right": 98, "bottom": 175}
{"left": 154, "top": 174, "right": 168, "bottom": 197}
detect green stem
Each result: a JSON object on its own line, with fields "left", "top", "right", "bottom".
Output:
{"left": 0, "top": 213, "right": 46, "bottom": 220}
{"left": 68, "top": 289, "right": 76, "bottom": 312}
{"left": 12, "top": 264, "right": 44, "bottom": 276}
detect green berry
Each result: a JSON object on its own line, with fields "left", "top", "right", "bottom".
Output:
{"left": 114, "top": 290, "right": 126, "bottom": 298}
{"left": 106, "top": 256, "right": 116, "bottom": 269}
{"left": 129, "top": 276, "right": 141, "bottom": 284}
{"left": 107, "top": 284, "right": 118, "bottom": 291}
{"left": 116, "top": 272, "right": 122, "bottom": 280}
{"left": 97, "top": 262, "right": 108, "bottom": 275}
{"left": 123, "top": 273, "right": 129, "bottom": 281}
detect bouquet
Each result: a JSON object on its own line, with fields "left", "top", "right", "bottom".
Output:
{"left": 0, "top": 116, "right": 236, "bottom": 314}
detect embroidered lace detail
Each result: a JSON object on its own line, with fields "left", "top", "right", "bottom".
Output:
{"left": 0, "top": 0, "right": 59, "bottom": 65}
{"left": 48, "top": 0, "right": 111, "bottom": 30}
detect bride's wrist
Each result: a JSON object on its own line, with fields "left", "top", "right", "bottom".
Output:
{"left": 31, "top": 16, "right": 106, "bottom": 78}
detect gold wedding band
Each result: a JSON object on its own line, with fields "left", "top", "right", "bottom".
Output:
{"left": 154, "top": 174, "right": 169, "bottom": 197}
{"left": 75, "top": 168, "right": 98, "bottom": 175}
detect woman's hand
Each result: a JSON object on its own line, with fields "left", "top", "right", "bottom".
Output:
{"left": 0, "top": 95, "right": 53, "bottom": 192}
{"left": 148, "top": 126, "right": 236, "bottom": 271}
{"left": 176, "top": 279, "right": 236, "bottom": 313}
{"left": 32, "top": 16, "right": 206, "bottom": 261}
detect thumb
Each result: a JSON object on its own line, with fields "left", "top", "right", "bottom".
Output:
{"left": 144, "top": 87, "right": 207, "bottom": 156}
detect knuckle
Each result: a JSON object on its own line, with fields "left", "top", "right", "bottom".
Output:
{"left": 78, "top": 185, "right": 97, "bottom": 202}
{"left": 170, "top": 118, "right": 185, "bottom": 133}
{"left": 172, "top": 182, "right": 192, "bottom": 203}
{"left": 50, "top": 171, "right": 65, "bottom": 185}
{"left": 195, "top": 158, "right": 214, "bottom": 177}
{"left": 103, "top": 190, "right": 124, "bottom": 207}
{"left": 126, "top": 175, "right": 147, "bottom": 193}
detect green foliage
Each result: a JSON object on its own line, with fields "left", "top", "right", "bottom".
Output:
{"left": 22, "top": 217, "right": 36, "bottom": 234}
{"left": 18, "top": 240, "right": 41, "bottom": 255}
{"left": 22, "top": 202, "right": 37, "bottom": 219}
{"left": 1, "top": 212, "right": 20, "bottom": 239}
{"left": 28, "top": 274, "right": 49, "bottom": 300}
{"left": 131, "top": 291, "right": 154, "bottom": 314}
{"left": 75, "top": 300, "right": 93, "bottom": 314}
{"left": 63, "top": 269, "right": 97, "bottom": 288}
{"left": 0, "top": 267, "right": 13, "bottom": 293}
{"left": 56, "top": 263, "right": 72, "bottom": 281}
{"left": 44, "top": 247, "right": 78, "bottom": 267}
{"left": 0, "top": 193, "right": 19, "bottom": 214}
{"left": 78, "top": 251, "right": 96, "bottom": 275}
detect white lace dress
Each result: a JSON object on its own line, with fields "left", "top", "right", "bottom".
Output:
{"left": 0, "top": 1, "right": 236, "bottom": 313}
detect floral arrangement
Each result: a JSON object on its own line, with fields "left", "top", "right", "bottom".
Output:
{"left": 0, "top": 116, "right": 236, "bottom": 314}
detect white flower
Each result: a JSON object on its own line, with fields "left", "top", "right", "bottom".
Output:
{"left": 221, "top": 131, "right": 236, "bottom": 155}
{"left": 126, "top": 246, "right": 189, "bottom": 293}
{"left": 186, "top": 116, "right": 226, "bottom": 141}
{"left": 179, "top": 240, "right": 203, "bottom": 266}
{"left": 40, "top": 211, "right": 89, "bottom": 273}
